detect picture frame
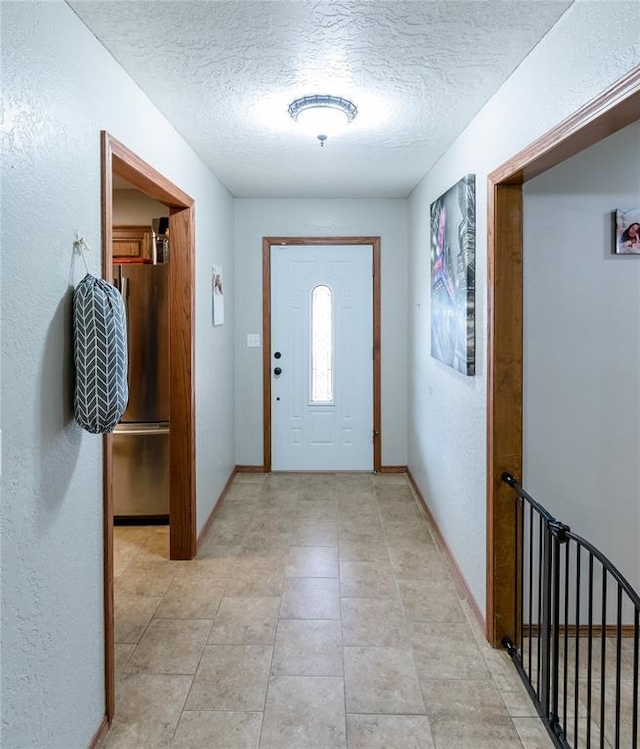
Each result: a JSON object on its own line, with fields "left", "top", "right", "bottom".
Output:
{"left": 614, "top": 208, "right": 640, "bottom": 255}
{"left": 212, "top": 265, "right": 224, "bottom": 325}
{"left": 430, "top": 174, "right": 476, "bottom": 376}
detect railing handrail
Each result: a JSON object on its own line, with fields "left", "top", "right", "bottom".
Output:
{"left": 502, "top": 471, "right": 640, "bottom": 611}
{"left": 502, "top": 471, "right": 556, "bottom": 523}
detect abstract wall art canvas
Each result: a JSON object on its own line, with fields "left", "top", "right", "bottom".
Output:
{"left": 430, "top": 174, "right": 476, "bottom": 376}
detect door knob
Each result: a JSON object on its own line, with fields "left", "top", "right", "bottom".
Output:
{"left": 274, "top": 351, "right": 282, "bottom": 359}
{"left": 274, "top": 367, "right": 282, "bottom": 376}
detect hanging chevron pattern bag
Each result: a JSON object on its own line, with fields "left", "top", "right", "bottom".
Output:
{"left": 73, "top": 274, "right": 128, "bottom": 434}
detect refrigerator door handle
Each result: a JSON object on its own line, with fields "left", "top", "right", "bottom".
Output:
{"left": 113, "top": 265, "right": 122, "bottom": 293}
{"left": 120, "top": 273, "right": 128, "bottom": 305}
{"left": 121, "top": 275, "right": 131, "bottom": 383}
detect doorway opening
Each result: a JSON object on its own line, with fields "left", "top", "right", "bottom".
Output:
{"left": 100, "top": 132, "right": 196, "bottom": 721}
{"left": 486, "top": 67, "right": 640, "bottom": 647}
{"left": 262, "top": 237, "right": 382, "bottom": 473}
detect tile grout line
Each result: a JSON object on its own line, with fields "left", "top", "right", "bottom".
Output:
{"left": 114, "top": 487, "right": 235, "bottom": 743}
{"left": 337, "top": 481, "right": 361, "bottom": 746}
{"left": 379, "top": 475, "right": 433, "bottom": 726}
{"left": 256, "top": 480, "right": 298, "bottom": 749}
{"left": 117, "top": 579, "right": 167, "bottom": 677}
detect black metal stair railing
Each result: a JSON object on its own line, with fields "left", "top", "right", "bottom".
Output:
{"left": 501, "top": 472, "right": 639, "bottom": 749}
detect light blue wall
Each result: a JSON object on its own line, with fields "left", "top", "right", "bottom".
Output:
{"left": 524, "top": 121, "right": 640, "bottom": 590}
{"left": 234, "top": 198, "right": 408, "bottom": 468}
{"left": 407, "top": 0, "right": 640, "bottom": 617}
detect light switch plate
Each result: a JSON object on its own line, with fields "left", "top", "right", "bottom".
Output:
{"left": 246, "top": 333, "right": 261, "bottom": 348}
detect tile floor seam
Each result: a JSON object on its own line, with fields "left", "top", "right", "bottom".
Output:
{"left": 386, "top": 485, "right": 435, "bottom": 723}
{"left": 151, "top": 615, "right": 222, "bottom": 621}
{"left": 257, "top": 515, "right": 291, "bottom": 749}
{"left": 339, "top": 595, "right": 348, "bottom": 747}
{"left": 333, "top": 484, "right": 350, "bottom": 747}
{"left": 473, "top": 620, "right": 535, "bottom": 748}
{"left": 169, "top": 613, "right": 215, "bottom": 741}
{"left": 183, "top": 707, "right": 267, "bottom": 713}
{"left": 166, "top": 673, "right": 193, "bottom": 747}
{"left": 178, "top": 708, "right": 265, "bottom": 713}
{"left": 118, "top": 592, "right": 163, "bottom": 651}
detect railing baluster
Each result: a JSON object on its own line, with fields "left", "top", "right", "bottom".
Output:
{"left": 529, "top": 502, "right": 534, "bottom": 680}
{"left": 574, "top": 545, "right": 581, "bottom": 748}
{"left": 542, "top": 520, "right": 553, "bottom": 717}
{"left": 587, "top": 554, "right": 594, "bottom": 749}
{"left": 515, "top": 495, "right": 520, "bottom": 653}
{"left": 600, "top": 569, "right": 607, "bottom": 749}
{"left": 614, "top": 584, "right": 622, "bottom": 749}
{"left": 633, "top": 608, "right": 639, "bottom": 749}
{"left": 519, "top": 497, "right": 524, "bottom": 658}
{"left": 563, "top": 540, "right": 570, "bottom": 734}
{"left": 551, "top": 528, "right": 562, "bottom": 731}
{"left": 538, "top": 515, "right": 544, "bottom": 696}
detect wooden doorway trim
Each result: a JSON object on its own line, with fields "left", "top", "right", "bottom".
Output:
{"left": 100, "top": 132, "right": 196, "bottom": 722}
{"left": 486, "top": 66, "right": 640, "bottom": 647}
{"left": 262, "top": 236, "right": 382, "bottom": 473}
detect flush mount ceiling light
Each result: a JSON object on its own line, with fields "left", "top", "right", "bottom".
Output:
{"left": 288, "top": 94, "right": 357, "bottom": 146}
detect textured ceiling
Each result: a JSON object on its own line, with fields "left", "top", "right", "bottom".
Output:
{"left": 68, "top": 0, "right": 573, "bottom": 198}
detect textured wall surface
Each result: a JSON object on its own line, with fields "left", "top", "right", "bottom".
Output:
{"left": 0, "top": 3, "right": 234, "bottom": 746}
{"left": 67, "top": 0, "right": 572, "bottom": 198}
{"left": 407, "top": 0, "right": 640, "bottom": 617}
{"left": 523, "top": 121, "right": 640, "bottom": 591}
{"left": 234, "top": 199, "right": 408, "bottom": 467}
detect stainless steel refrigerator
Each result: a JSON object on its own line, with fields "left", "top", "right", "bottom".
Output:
{"left": 113, "top": 263, "right": 170, "bottom": 521}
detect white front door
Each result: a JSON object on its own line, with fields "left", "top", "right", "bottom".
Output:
{"left": 271, "top": 244, "right": 373, "bottom": 471}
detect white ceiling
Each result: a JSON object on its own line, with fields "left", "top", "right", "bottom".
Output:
{"left": 68, "top": 0, "right": 573, "bottom": 198}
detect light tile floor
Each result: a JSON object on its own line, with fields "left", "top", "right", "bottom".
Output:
{"left": 107, "top": 472, "right": 554, "bottom": 748}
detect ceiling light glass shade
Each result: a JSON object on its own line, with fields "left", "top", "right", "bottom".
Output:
{"left": 296, "top": 106, "right": 349, "bottom": 137}
{"left": 288, "top": 95, "right": 357, "bottom": 141}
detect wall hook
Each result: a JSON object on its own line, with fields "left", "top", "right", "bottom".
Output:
{"left": 74, "top": 232, "right": 91, "bottom": 275}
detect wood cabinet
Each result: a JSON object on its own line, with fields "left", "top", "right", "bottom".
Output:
{"left": 113, "top": 226, "right": 151, "bottom": 263}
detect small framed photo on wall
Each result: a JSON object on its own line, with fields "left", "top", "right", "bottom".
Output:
{"left": 212, "top": 265, "right": 224, "bottom": 325}
{"left": 614, "top": 209, "right": 640, "bottom": 255}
